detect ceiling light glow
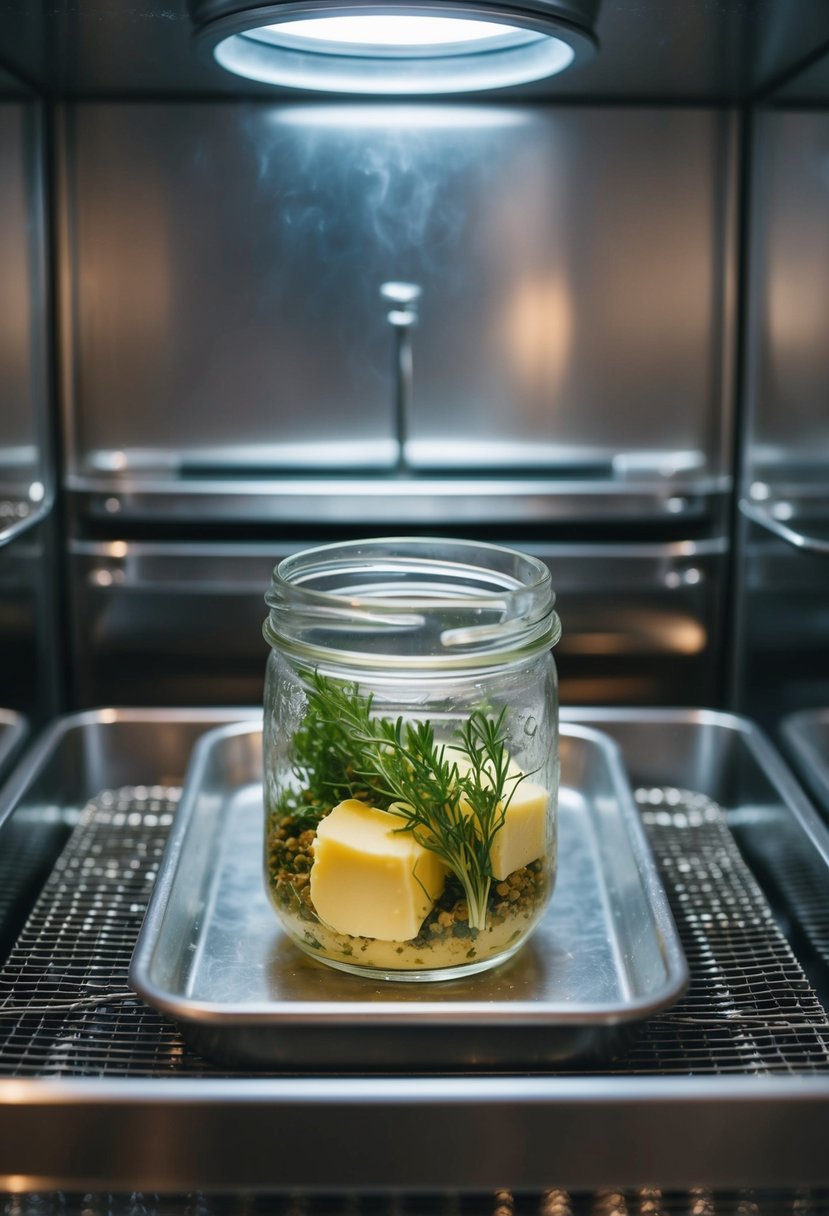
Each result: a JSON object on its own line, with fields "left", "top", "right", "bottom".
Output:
{"left": 193, "top": 0, "right": 598, "bottom": 95}
{"left": 258, "top": 14, "right": 528, "bottom": 46}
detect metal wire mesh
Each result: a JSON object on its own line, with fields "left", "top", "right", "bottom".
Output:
{"left": 597, "top": 788, "right": 829, "bottom": 1074}
{"left": 0, "top": 818, "right": 69, "bottom": 964}
{"left": 1, "top": 1188, "right": 829, "bottom": 1216}
{"left": 0, "top": 787, "right": 189, "bottom": 1076}
{"left": 747, "top": 844, "right": 829, "bottom": 971}
{"left": 0, "top": 784, "right": 827, "bottom": 1077}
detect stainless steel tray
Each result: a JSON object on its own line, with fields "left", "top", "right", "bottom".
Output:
{"left": 0, "top": 708, "right": 260, "bottom": 972}
{"left": 781, "top": 708, "right": 829, "bottom": 820}
{"left": 130, "top": 722, "right": 688, "bottom": 1070}
{"left": 567, "top": 708, "right": 829, "bottom": 1003}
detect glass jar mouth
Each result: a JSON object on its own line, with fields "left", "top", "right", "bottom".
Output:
{"left": 263, "top": 536, "right": 561, "bottom": 671}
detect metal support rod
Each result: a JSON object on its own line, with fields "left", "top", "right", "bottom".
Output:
{"left": 380, "top": 281, "right": 421, "bottom": 472}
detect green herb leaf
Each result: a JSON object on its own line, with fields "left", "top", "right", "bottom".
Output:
{"left": 290, "top": 670, "right": 522, "bottom": 931}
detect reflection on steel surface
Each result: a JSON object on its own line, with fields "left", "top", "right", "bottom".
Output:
{"left": 65, "top": 106, "right": 733, "bottom": 484}
{"left": 66, "top": 540, "right": 724, "bottom": 707}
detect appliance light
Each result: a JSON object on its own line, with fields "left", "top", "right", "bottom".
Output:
{"left": 255, "top": 15, "right": 533, "bottom": 46}
{"left": 190, "top": 0, "right": 597, "bottom": 94}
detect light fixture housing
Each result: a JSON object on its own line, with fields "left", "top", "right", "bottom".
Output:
{"left": 190, "top": 0, "right": 598, "bottom": 94}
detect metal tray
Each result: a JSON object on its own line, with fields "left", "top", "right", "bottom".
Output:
{"left": 130, "top": 722, "right": 688, "bottom": 1070}
{"left": 1, "top": 709, "right": 829, "bottom": 1194}
{"left": 567, "top": 708, "right": 829, "bottom": 1005}
{"left": 781, "top": 709, "right": 829, "bottom": 820}
{"left": 0, "top": 708, "right": 259, "bottom": 969}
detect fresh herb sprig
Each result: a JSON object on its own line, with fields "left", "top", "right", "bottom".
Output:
{"left": 289, "top": 670, "right": 523, "bottom": 931}
{"left": 275, "top": 680, "right": 382, "bottom": 830}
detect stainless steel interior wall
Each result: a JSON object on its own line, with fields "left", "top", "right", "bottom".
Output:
{"left": 62, "top": 103, "right": 735, "bottom": 481}
{"left": 0, "top": 101, "right": 59, "bottom": 723}
{"left": 736, "top": 109, "right": 829, "bottom": 726}
{"left": 745, "top": 111, "right": 829, "bottom": 486}
{"left": 0, "top": 104, "right": 45, "bottom": 497}
{"left": 68, "top": 538, "right": 725, "bottom": 708}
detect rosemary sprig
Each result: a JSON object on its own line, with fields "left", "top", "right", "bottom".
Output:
{"left": 291, "top": 669, "right": 523, "bottom": 931}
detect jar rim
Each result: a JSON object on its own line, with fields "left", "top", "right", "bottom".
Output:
{"left": 263, "top": 536, "right": 561, "bottom": 671}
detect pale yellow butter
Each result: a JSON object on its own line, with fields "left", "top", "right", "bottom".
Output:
{"left": 449, "top": 749, "right": 549, "bottom": 880}
{"left": 488, "top": 780, "right": 549, "bottom": 880}
{"left": 310, "top": 799, "right": 447, "bottom": 941}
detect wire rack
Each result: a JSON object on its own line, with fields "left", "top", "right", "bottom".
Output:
{"left": 0, "top": 818, "right": 68, "bottom": 965}
{"left": 2, "top": 1186, "right": 829, "bottom": 1216}
{"left": 600, "top": 788, "right": 829, "bottom": 1074}
{"left": 0, "top": 785, "right": 827, "bottom": 1077}
{"left": 746, "top": 842, "right": 829, "bottom": 972}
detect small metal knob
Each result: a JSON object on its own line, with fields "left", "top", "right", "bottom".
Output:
{"left": 380, "top": 281, "right": 422, "bottom": 327}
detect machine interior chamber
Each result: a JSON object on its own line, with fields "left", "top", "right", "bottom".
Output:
{"left": 2, "top": 0, "right": 829, "bottom": 1209}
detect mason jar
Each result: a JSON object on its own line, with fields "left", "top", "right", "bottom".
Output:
{"left": 262, "top": 537, "right": 561, "bottom": 981}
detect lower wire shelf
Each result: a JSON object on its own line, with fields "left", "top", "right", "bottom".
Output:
{"left": 0, "top": 708, "right": 829, "bottom": 1194}
{"left": 1, "top": 1188, "right": 829, "bottom": 1216}
{"left": 0, "top": 783, "right": 827, "bottom": 1078}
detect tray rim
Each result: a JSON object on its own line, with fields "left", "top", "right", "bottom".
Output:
{"left": 130, "top": 720, "right": 689, "bottom": 1029}
{"left": 564, "top": 705, "right": 829, "bottom": 875}
{"left": 781, "top": 707, "right": 829, "bottom": 817}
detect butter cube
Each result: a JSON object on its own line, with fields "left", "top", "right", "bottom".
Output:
{"left": 489, "top": 780, "right": 549, "bottom": 880}
{"left": 310, "top": 800, "right": 446, "bottom": 941}
{"left": 447, "top": 748, "right": 549, "bottom": 879}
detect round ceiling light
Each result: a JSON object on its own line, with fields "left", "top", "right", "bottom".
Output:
{"left": 190, "top": 0, "right": 598, "bottom": 94}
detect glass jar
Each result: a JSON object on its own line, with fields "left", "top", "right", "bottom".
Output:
{"left": 262, "top": 537, "right": 561, "bottom": 981}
